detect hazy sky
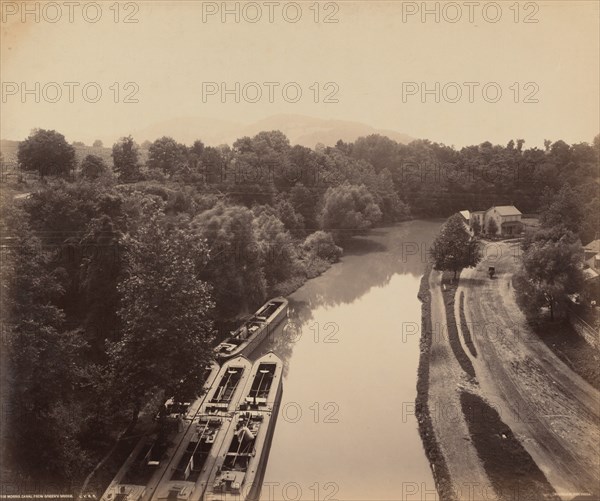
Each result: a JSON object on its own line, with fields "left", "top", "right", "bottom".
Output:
{"left": 1, "top": 1, "right": 599, "bottom": 148}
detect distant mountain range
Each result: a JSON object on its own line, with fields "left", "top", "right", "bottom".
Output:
{"left": 1, "top": 115, "right": 414, "bottom": 155}
{"left": 131, "top": 114, "right": 414, "bottom": 148}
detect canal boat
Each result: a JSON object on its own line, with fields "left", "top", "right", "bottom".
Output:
{"left": 149, "top": 356, "right": 253, "bottom": 501}
{"left": 214, "top": 298, "right": 288, "bottom": 362}
{"left": 151, "top": 415, "right": 234, "bottom": 501}
{"left": 203, "top": 352, "right": 283, "bottom": 501}
{"left": 199, "top": 356, "right": 253, "bottom": 415}
{"left": 100, "top": 363, "right": 220, "bottom": 501}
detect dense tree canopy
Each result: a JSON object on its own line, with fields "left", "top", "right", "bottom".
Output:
{"left": 539, "top": 184, "right": 584, "bottom": 236}
{"left": 192, "top": 203, "right": 267, "bottom": 318}
{"left": 515, "top": 231, "right": 584, "bottom": 321}
{"left": 80, "top": 154, "right": 109, "bottom": 179}
{"left": 4, "top": 208, "right": 90, "bottom": 478}
{"left": 302, "top": 230, "right": 342, "bottom": 263}
{"left": 111, "top": 205, "right": 215, "bottom": 413}
{"left": 319, "top": 182, "right": 382, "bottom": 241}
{"left": 147, "top": 136, "right": 188, "bottom": 177}
{"left": 4, "top": 127, "right": 598, "bottom": 484}
{"left": 18, "top": 129, "right": 75, "bottom": 177}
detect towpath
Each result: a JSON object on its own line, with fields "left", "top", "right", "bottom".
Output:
{"left": 427, "top": 269, "right": 492, "bottom": 500}
{"left": 459, "top": 240, "right": 600, "bottom": 499}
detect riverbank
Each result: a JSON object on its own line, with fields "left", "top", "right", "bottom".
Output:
{"left": 418, "top": 268, "right": 492, "bottom": 500}
{"left": 415, "top": 265, "right": 454, "bottom": 501}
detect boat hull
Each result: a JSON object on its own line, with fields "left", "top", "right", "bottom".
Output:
{"left": 100, "top": 364, "right": 221, "bottom": 501}
{"left": 214, "top": 298, "right": 288, "bottom": 362}
{"left": 244, "top": 382, "right": 282, "bottom": 501}
{"left": 202, "top": 352, "right": 283, "bottom": 501}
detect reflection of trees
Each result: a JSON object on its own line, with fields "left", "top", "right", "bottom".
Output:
{"left": 294, "top": 220, "right": 442, "bottom": 309}
{"left": 254, "top": 220, "right": 442, "bottom": 375}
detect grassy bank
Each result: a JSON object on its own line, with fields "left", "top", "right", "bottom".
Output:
{"left": 415, "top": 265, "right": 455, "bottom": 501}
{"left": 441, "top": 272, "right": 477, "bottom": 381}
{"left": 460, "top": 391, "right": 559, "bottom": 501}
{"left": 458, "top": 291, "right": 477, "bottom": 357}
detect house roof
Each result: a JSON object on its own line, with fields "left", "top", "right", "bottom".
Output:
{"left": 583, "top": 267, "right": 599, "bottom": 281}
{"left": 459, "top": 210, "right": 470, "bottom": 220}
{"left": 584, "top": 239, "right": 600, "bottom": 253}
{"left": 490, "top": 205, "right": 522, "bottom": 216}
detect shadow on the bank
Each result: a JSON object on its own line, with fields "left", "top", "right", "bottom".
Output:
{"left": 341, "top": 237, "right": 387, "bottom": 256}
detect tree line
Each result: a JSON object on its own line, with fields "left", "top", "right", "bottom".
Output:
{"left": 2, "top": 127, "right": 598, "bottom": 483}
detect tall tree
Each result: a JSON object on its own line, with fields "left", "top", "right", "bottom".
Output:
{"left": 515, "top": 230, "right": 584, "bottom": 321}
{"left": 147, "top": 136, "right": 188, "bottom": 177}
{"left": 18, "top": 129, "right": 75, "bottom": 178}
{"left": 289, "top": 183, "right": 319, "bottom": 230}
{"left": 112, "top": 136, "right": 141, "bottom": 181}
{"left": 431, "top": 213, "right": 482, "bottom": 279}
{"left": 111, "top": 206, "right": 215, "bottom": 420}
{"left": 252, "top": 209, "right": 296, "bottom": 288}
{"left": 274, "top": 195, "right": 305, "bottom": 236}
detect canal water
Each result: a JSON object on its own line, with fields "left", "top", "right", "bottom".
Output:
{"left": 252, "top": 220, "right": 442, "bottom": 501}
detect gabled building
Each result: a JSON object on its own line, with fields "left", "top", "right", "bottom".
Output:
{"left": 484, "top": 205, "right": 523, "bottom": 237}
{"left": 461, "top": 205, "right": 523, "bottom": 237}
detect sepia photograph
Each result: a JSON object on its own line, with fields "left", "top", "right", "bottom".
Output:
{"left": 1, "top": 1, "right": 599, "bottom": 500}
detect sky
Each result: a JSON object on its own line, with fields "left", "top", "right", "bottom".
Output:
{"left": 1, "top": 0, "right": 599, "bottom": 148}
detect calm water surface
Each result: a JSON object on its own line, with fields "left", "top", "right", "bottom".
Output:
{"left": 253, "top": 220, "right": 442, "bottom": 500}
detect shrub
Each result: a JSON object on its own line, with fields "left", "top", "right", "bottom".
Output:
{"left": 302, "top": 231, "right": 342, "bottom": 263}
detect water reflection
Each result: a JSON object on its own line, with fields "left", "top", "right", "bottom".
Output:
{"left": 256, "top": 220, "right": 442, "bottom": 366}
{"left": 252, "top": 220, "right": 442, "bottom": 500}
{"left": 295, "top": 221, "right": 441, "bottom": 309}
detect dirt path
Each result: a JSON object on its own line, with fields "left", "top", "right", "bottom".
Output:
{"left": 427, "top": 270, "right": 493, "bottom": 500}
{"left": 459, "top": 240, "right": 600, "bottom": 499}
